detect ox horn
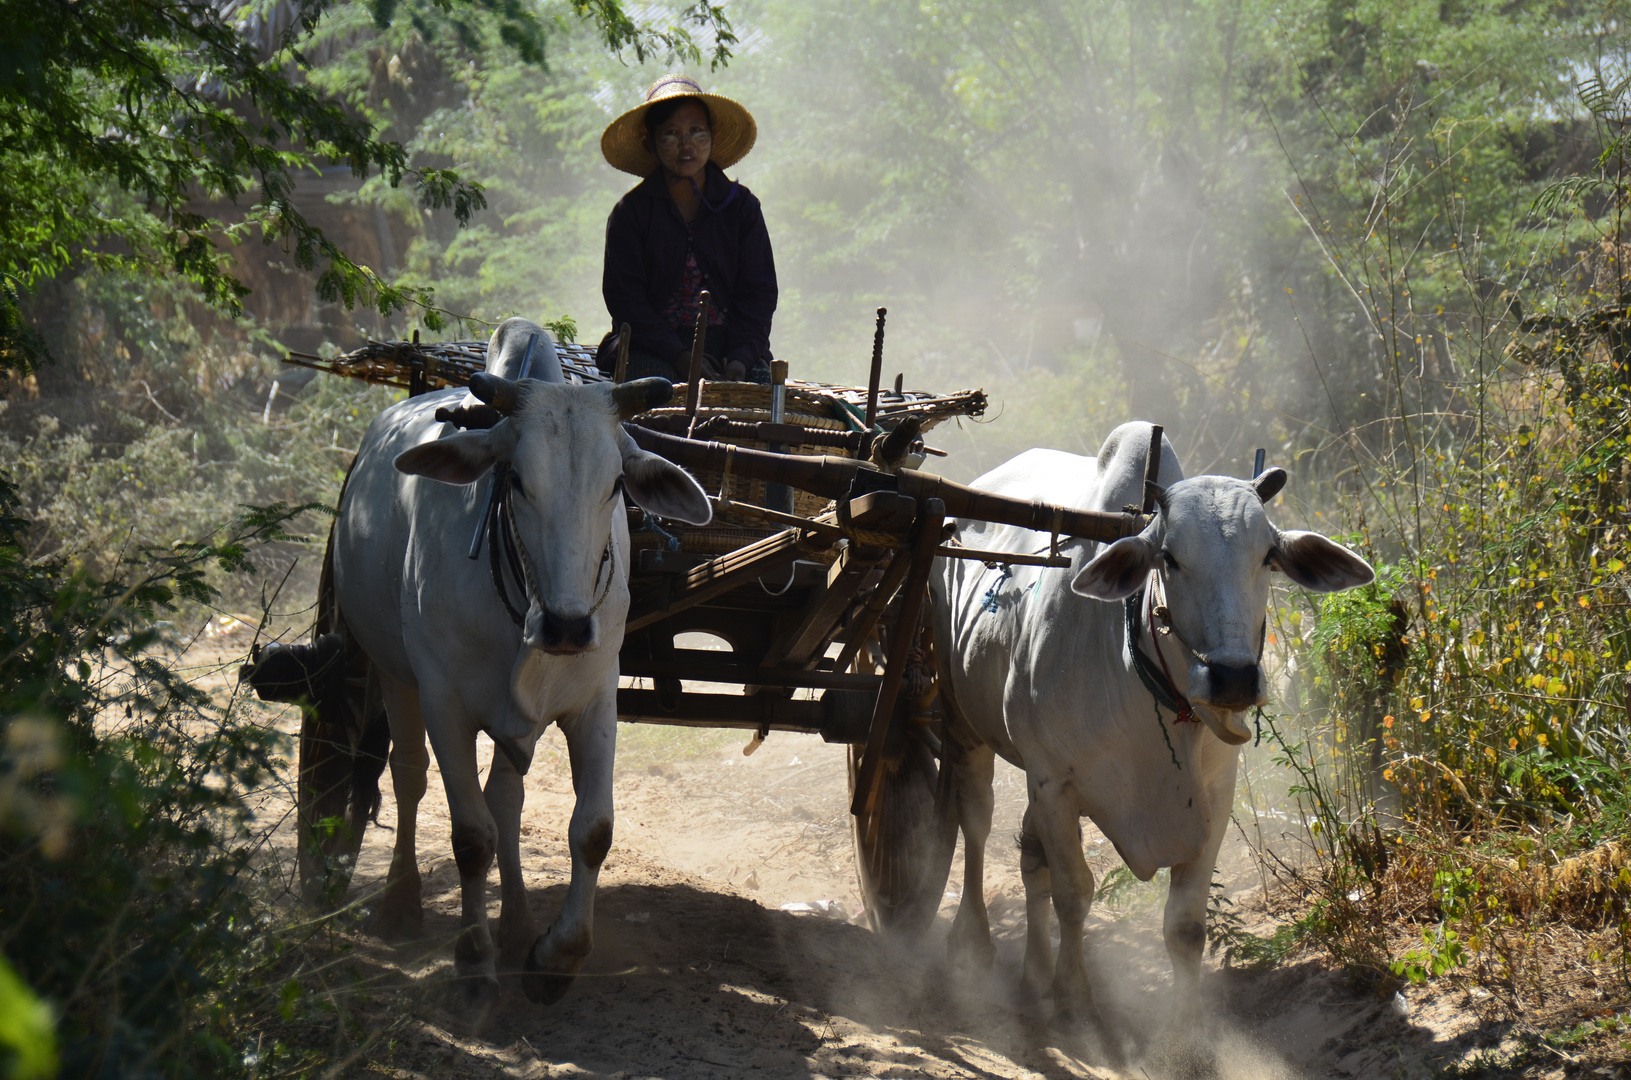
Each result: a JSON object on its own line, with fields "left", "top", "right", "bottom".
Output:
{"left": 1144, "top": 480, "right": 1169, "bottom": 514}
{"left": 1253, "top": 467, "right": 1287, "bottom": 504}
{"left": 611, "top": 377, "right": 674, "bottom": 420}
{"left": 468, "top": 372, "right": 522, "bottom": 415}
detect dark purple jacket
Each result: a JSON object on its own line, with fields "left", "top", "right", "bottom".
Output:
{"left": 602, "top": 163, "right": 778, "bottom": 368}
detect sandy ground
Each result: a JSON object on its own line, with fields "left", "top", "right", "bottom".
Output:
{"left": 196, "top": 622, "right": 1617, "bottom": 1080}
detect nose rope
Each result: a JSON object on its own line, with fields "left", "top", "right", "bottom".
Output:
{"left": 1148, "top": 571, "right": 1269, "bottom": 665}
{"left": 1147, "top": 581, "right": 1196, "bottom": 726}
{"left": 1124, "top": 577, "right": 1191, "bottom": 773}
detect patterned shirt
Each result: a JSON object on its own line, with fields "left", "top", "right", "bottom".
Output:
{"left": 660, "top": 240, "right": 729, "bottom": 338}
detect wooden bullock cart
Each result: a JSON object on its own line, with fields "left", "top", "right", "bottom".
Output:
{"left": 275, "top": 312, "right": 1153, "bottom": 933}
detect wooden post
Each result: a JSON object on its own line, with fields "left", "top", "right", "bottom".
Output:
{"left": 864, "top": 307, "right": 887, "bottom": 432}
{"left": 850, "top": 497, "right": 946, "bottom": 819}
{"left": 766, "top": 359, "right": 792, "bottom": 513}
{"left": 614, "top": 322, "right": 632, "bottom": 384}
{"left": 1142, "top": 424, "right": 1165, "bottom": 513}
{"left": 686, "top": 291, "right": 711, "bottom": 421}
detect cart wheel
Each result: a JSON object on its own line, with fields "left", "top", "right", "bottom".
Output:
{"left": 293, "top": 536, "right": 382, "bottom": 907}
{"left": 296, "top": 701, "right": 366, "bottom": 905}
{"left": 849, "top": 726, "right": 959, "bottom": 938}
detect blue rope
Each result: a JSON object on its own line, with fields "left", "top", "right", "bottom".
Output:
{"left": 641, "top": 519, "right": 681, "bottom": 552}
{"left": 980, "top": 564, "right": 1013, "bottom": 613}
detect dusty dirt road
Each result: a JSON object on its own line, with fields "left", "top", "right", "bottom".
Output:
{"left": 204, "top": 623, "right": 1548, "bottom": 1080}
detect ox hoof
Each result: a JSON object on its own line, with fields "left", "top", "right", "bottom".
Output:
{"left": 370, "top": 868, "right": 423, "bottom": 941}
{"left": 1049, "top": 1005, "right": 1125, "bottom": 1066}
{"left": 497, "top": 915, "right": 541, "bottom": 971}
{"left": 522, "top": 928, "right": 587, "bottom": 1005}
{"left": 521, "top": 968, "right": 576, "bottom": 1006}
{"left": 947, "top": 925, "right": 997, "bottom": 972}
{"left": 450, "top": 972, "right": 501, "bottom": 1016}
{"left": 369, "top": 901, "right": 423, "bottom": 942}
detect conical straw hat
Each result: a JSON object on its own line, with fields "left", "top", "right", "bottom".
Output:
{"left": 601, "top": 74, "right": 757, "bottom": 177}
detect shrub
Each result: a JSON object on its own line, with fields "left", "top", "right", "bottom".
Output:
{"left": 0, "top": 471, "right": 319, "bottom": 1077}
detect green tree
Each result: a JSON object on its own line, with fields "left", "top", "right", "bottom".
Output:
{"left": 0, "top": 0, "right": 735, "bottom": 372}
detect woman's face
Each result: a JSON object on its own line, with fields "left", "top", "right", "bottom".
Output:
{"left": 650, "top": 101, "right": 712, "bottom": 181}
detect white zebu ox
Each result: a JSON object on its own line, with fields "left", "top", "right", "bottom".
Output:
{"left": 931, "top": 421, "right": 1372, "bottom": 1030}
{"left": 332, "top": 318, "right": 710, "bottom": 1007}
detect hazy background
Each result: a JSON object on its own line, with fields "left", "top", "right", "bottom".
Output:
{"left": 7, "top": 0, "right": 1619, "bottom": 531}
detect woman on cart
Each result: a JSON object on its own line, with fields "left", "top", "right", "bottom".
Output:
{"left": 597, "top": 75, "right": 777, "bottom": 384}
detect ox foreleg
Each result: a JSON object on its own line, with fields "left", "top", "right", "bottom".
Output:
{"left": 1025, "top": 785, "right": 1102, "bottom": 1029}
{"left": 374, "top": 677, "right": 428, "bottom": 940}
{"left": 1017, "top": 804, "right": 1054, "bottom": 1001}
{"left": 522, "top": 691, "right": 616, "bottom": 1006}
{"left": 947, "top": 742, "right": 997, "bottom": 970}
{"left": 1162, "top": 752, "right": 1238, "bottom": 1025}
{"left": 484, "top": 735, "right": 540, "bottom": 966}
{"left": 423, "top": 706, "right": 503, "bottom": 1011}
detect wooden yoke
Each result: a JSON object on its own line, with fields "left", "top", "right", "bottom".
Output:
{"left": 623, "top": 423, "right": 1146, "bottom": 543}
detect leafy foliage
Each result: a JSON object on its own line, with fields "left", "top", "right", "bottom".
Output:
{"left": 0, "top": 0, "right": 736, "bottom": 373}
{"left": 0, "top": 474, "right": 324, "bottom": 1077}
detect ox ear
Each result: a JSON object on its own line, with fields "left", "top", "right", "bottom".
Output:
{"left": 1270, "top": 530, "right": 1375, "bottom": 592}
{"left": 617, "top": 431, "right": 713, "bottom": 525}
{"left": 394, "top": 428, "right": 506, "bottom": 485}
{"left": 1071, "top": 535, "right": 1160, "bottom": 601}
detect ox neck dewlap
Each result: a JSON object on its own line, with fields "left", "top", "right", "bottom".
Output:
{"left": 484, "top": 463, "right": 615, "bottom": 627}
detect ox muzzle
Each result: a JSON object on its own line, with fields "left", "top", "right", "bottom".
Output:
{"left": 524, "top": 606, "right": 597, "bottom": 655}
{"left": 1192, "top": 661, "right": 1263, "bottom": 710}
{"left": 1187, "top": 659, "right": 1264, "bottom": 745}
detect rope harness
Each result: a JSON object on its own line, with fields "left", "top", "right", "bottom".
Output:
{"left": 1125, "top": 574, "right": 1193, "bottom": 770}
{"left": 485, "top": 463, "right": 615, "bottom": 629}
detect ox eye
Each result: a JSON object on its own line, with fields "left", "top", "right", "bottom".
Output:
{"left": 1162, "top": 550, "right": 1180, "bottom": 572}
{"left": 607, "top": 477, "right": 625, "bottom": 503}
{"left": 510, "top": 475, "right": 527, "bottom": 499}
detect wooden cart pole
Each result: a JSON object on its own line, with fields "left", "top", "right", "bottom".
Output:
{"left": 686, "top": 291, "right": 711, "bottom": 424}
{"left": 1141, "top": 424, "right": 1165, "bottom": 514}
{"left": 851, "top": 497, "right": 946, "bottom": 819}
{"left": 864, "top": 307, "right": 887, "bottom": 433}
{"left": 613, "top": 322, "right": 632, "bottom": 384}
{"left": 622, "top": 424, "right": 1146, "bottom": 543}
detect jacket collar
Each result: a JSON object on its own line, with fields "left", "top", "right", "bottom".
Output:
{"left": 635, "top": 162, "right": 733, "bottom": 208}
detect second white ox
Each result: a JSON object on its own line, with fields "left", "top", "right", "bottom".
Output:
{"left": 332, "top": 318, "right": 710, "bottom": 1008}
{"left": 930, "top": 421, "right": 1372, "bottom": 1028}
